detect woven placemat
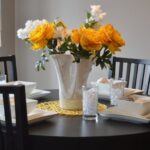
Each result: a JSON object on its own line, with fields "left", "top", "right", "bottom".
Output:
{"left": 37, "top": 100, "right": 107, "bottom": 116}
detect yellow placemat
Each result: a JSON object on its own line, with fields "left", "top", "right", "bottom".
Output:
{"left": 37, "top": 100, "right": 107, "bottom": 116}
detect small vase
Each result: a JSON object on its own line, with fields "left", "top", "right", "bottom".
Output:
{"left": 51, "top": 54, "right": 93, "bottom": 110}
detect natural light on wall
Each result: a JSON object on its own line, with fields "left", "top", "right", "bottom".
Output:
{"left": 0, "top": 0, "right": 1, "bottom": 47}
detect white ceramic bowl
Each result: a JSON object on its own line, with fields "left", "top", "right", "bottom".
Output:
{"left": 0, "top": 98, "right": 38, "bottom": 118}
{"left": 6, "top": 81, "right": 37, "bottom": 97}
{"left": 97, "top": 83, "right": 110, "bottom": 97}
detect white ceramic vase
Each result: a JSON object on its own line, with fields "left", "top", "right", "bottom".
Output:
{"left": 51, "top": 54, "right": 93, "bottom": 110}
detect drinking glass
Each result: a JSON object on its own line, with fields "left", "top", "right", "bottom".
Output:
{"left": 110, "top": 79, "right": 126, "bottom": 105}
{"left": 82, "top": 83, "right": 98, "bottom": 121}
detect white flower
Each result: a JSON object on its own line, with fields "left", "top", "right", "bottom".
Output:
{"left": 90, "top": 5, "right": 106, "bottom": 22}
{"left": 17, "top": 28, "right": 28, "bottom": 40}
{"left": 32, "top": 19, "right": 47, "bottom": 29}
{"left": 54, "top": 26, "right": 65, "bottom": 38}
{"left": 54, "top": 27, "right": 71, "bottom": 40}
{"left": 25, "top": 20, "right": 33, "bottom": 29}
{"left": 17, "top": 19, "right": 48, "bottom": 40}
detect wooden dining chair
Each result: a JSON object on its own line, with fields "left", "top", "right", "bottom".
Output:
{"left": 0, "top": 55, "right": 17, "bottom": 82}
{"left": 0, "top": 122, "right": 4, "bottom": 150}
{"left": 0, "top": 85, "right": 28, "bottom": 150}
{"left": 108, "top": 56, "right": 150, "bottom": 95}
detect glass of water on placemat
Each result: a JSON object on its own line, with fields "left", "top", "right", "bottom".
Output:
{"left": 82, "top": 82, "right": 98, "bottom": 121}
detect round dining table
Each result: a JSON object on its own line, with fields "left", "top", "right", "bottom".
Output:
{"left": 28, "top": 89, "right": 150, "bottom": 150}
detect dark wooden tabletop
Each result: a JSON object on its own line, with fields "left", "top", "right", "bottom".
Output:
{"left": 28, "top": 89, "right": 150, "bottom": 150}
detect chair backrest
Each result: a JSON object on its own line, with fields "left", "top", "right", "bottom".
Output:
{"left": 0, "top": 55, "right": 17, "bottom": 82}
{"left": 0, "top": 85, "right": 28, "bottom": 150}
{"left": 108, "top": 56, "right": 150, "bottom": 95}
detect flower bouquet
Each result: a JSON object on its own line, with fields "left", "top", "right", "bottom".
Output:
{"left": 17, "top": 5, "right": 125, "bottom": 110}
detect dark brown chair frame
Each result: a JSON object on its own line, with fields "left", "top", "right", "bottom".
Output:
{"left": 0, "top": 55, "right": 17, "bottom": 82}
{"left": 0, "top": 85, "right": 28, "bottom": 150}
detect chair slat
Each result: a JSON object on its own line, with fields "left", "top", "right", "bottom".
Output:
{"left": 11, "top": 55, "right": 17, "bottom": 80}
{"left": 146, "top": 75, "right": 150, "bottom": 95}
{"left": 4, "top": 61, "right": 8, "bottom": 82}
{"left": 119, "top": 62, "right": 123, "bottom": 78}
{"left": 109, "top": 56, "right": 150, "bottom": 95}
{"left": 138, "top": 64, "right": 146, "bottom": 90}
{"left": 0, "top": 55, "right": 17, "bottom": 81}
{"left": 3, "top": 93, "right": 14, "bottom": 150}
{"left": 143, "top": 65, "right": 150, "bottom": 95}
{"left": 108, "top": 58, "right": 113, "bottom": 78}
{"left": 126, "top": 63, "right": 131, "bottom": 87}
{"left": 112, "top": 58, "right": 116, "bottom": 78}
{"left": 15, "top": 87, "right": 28, "bottom": 150}
{"left": 0, "top": 85, "right": 28, "bottom": 150}
{"left": 132, "top": 64, "right": 138, "bottom": 88}
{"left": 0, "top": 122, "right": 4, "bottom": 150}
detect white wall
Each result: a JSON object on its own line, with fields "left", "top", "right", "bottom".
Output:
{"left": 15, "top": 0, "right": 150, "bottom": 89}
{"left": 0, "top": 0, "right": 15, "bottom": 55}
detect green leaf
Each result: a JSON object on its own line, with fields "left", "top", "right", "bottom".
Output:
{"left": 41, "top": 64, "right": 45, "bottom": 70}
{"left": 35, "top": 64, "right": 40, "bottom": 71}
{"left": 47, "top": 40, "right": 53, "bottom": 49}
{"left": 87, "top": 12, "right": 91, "bottom": 19}
{"left": 96, "top": 57, "right": 100, "bottom": 66}
{"left": 47, "top": 39, "right": 57, "bottom": 49}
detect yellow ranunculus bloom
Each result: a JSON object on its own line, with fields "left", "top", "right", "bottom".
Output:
{"left": 29, "top": 22, "right": 54, "bottom": 50}
{"left": 98, "top": 24, "right": 125, "bottom": 53}
{"left": 71, "top": 29, "right": 81, "bottom": 44}
{"left": 31, "top": 41, "right": 48, "bottom": 50}
{"left": 71, "top": 27, "right": 102, "bottom": 52}
{"left": 80, "top": 28, "right": 102, "bottom": 51}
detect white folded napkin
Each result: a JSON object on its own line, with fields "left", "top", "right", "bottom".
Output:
{"left": 124, "top": 88, "right": 144, "bottom": 97}
{"left": 0, "top": 108, "right": 57, "bottom": 124}
{"left": 97, "top": 77, "right": 110, "bottom": 97}
{"left": 128, "top": 94, "right": 150, "bottom": 101}
{"left": 116, "top": 99, "right": 150, "bottom": 115}
{"left": 100, "top": 106, "right": 150, "bottom": 124}
{"left": 0, "top": 98, "right": 38, "bottom": 118}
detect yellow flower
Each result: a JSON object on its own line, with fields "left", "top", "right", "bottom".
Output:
{"left": 31, "top": 41, "right": 48, "bottom": 50}
{"left": 71, "top": 28, "right": 102, "bottom": 52}
{"left": 98, "top": 24, "right": 125, "bottom": 53}
{"left": 71, "top": 29, "right": 81, "bottom": 44}
{"left": 29, "top": 22, "right": 54, "bottom": 50}
{"left": 80, "top": 28, "right": 102, "bottom": 51}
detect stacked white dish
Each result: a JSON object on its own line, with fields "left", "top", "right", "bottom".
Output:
{"left": 96, "top": 77, "right": 144, "bottom": 99}
{"left": 6, "top": 81, "right": 37, "bottom": 97}
{"left": 97, "top": 77, "right": 110, "bottom": 99}
{"left": 28, "top": 89, "right": 51, "bottom": 99}
{"left": 0, "top": 98, "right": 38, "bottom": 118}
{"left": 0, "top": 97, "right": 57, "bottom": 124}
{"left": 0, "top": 81, "right": 55, "bottom": 124}
{"left": 100, "top": 96, "right": 150, "bottom": 124}
{"left": 5, "top": 81, "right": 50, "bottom": 98}
{"left": 0, "top": 108, "right": 57, "bottom": 125}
